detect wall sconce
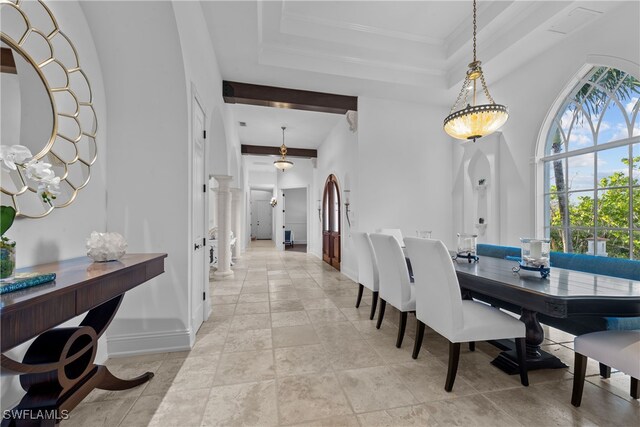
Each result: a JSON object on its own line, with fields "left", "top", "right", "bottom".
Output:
{"left": 344, "top": 190, "right": 352, "bottom": 227}
{"left": 317, "top": 199, "right": 321, "bottom": 222}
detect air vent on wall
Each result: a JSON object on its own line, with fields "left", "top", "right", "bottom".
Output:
{"left": 239, "top": 121, "right": 247, "bottom": 127}
{"left": 547, "top": 7, "right": 602, "bottom": 35}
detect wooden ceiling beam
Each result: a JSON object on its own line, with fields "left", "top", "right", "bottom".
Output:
{"left": 223, "top": 81, "right": 357, "bottom": 114}
{"left": 241, "top": 144, "right": 317, "bottom": 158}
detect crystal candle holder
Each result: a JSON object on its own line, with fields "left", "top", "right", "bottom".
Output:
{"left": 520, "top": 238, "right": 550, "bottom": 268}
{"left": 457, "top": 233, "right": 477, "bottom": 255}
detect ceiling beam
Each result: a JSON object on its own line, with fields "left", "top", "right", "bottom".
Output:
{"left": 241, "top": 144, "right": 317, "bottom": 158}
{"left": 223, "top": 81, "right": 357, "bottom": 114}
{"left": 1, "top": 47, "right": 17, "bottom": 74}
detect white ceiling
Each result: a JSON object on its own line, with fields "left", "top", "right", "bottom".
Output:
{"left": 202, "top": 0, "right": 624, "bottom": 169}
{"left": 232, "top": 104, "right": 341, "bottom": 149}
{"left": 202, "top": 0, "right": 622, "bottom": 106}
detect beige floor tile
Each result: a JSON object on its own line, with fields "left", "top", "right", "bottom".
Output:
{"left": 166, "top": 354, "right": 220, "bottom": 392}
{"left": 269, "top": 278, "right": 293, "bottom": 286}
{"left": 237, "top": 292, "right": 270, "bottom": 303}
{"left": 337, "top": 365, "right": 418, "bottom": 413}
{"left": 313, "top": 321, "right": 364, "bottom": 345}
{"left": 201, "top": 380, "right": 278, "bottom": 426}
{"left": 323, "top": 339, "right": 386, "bottom": 371}
{"left": 275, "top": 344, "right": 331, "bottom": 377}
{"left": 484, "top": 383, "right": 597, "bottom": 426}
{"left": 235, "top": 301, "right": 271, "bottom": 315}
{"left": 241, "top": 282, "right": 269, "bottom": 294}
{"left": 289, "top": 415, "right": 360, "bottom": 426}
{"left": 211, "top": 294, "right": 239, "bottom": 305}
{"left": 224, "top": 328, "right": 272, "bottom": 353}
{"left": 62, "top": 398, "right": 135, "bottom": 427}
{"left": 142, "top": 358, "right": 188, "bottom": 396}
{"left": 271, "top": 310, "right": 310, "bottom": 327}
{"left": 146, "top": 388, "right": 210, "bottom": 427}
{"left": 391, "top": 360, "right": 478, "bottom": 403}
{"left": 272, "top": 324, "right": 320, "bottom": 348}
{"left": 214, "top": 350, "right": 275, "bottom": 385}
{"left": 210, "top": 303, "right": 236, "bottom": 317}
{"left": 586, "top": 371, "right": 639, "bottom": 402}
{"left": 307, "top": 307, "right": 349, "bottom": 324}
{"left": 119, "top": 394, "right": 164, "bottom": 427}
{"left": 277, "top": 373, "right": 353, "bottom": 424}
{"left": 340, "top": 307, "right": 377, "bottom": 321}
{"left": 356, "top": 404, "right": 437, "bottom": 426}
{"left": 295, "top": 288, "right": 327, "bottom": 299}
{"left": 331, "top": 296, "right": 368, "bottom": 308}
{"left": 270, "top": 299, "right": 305, "bottom": 312}
{"left": 229, "top": 313, "right": 271, "bottom": 331}
{"left": 191, "top": 332, "right": 227, "bottom": 356}
{"left": 366, "top": 334, "right": 416, "bottom": 364}
{"left": 423, "top": 394, "right": 520, "bottom": 426}
{"left": 269, "top": 291, "right": 300, "bottom": 301}
{"left": 302, "top": 298, "right": 339, "bottom": 310}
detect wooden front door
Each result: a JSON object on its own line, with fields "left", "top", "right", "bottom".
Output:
{"left": 322, "top": 175, "right": 340, "bottom": 270}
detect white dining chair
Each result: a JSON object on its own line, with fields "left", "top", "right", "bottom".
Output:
{"left": 404, "top": 237, "right": 528, "bottom": 391}
{"left": 378, "top": 228, "right": 405, "bottom": 248}
{"left": 572, "top": 330, "right": 639, "bottom": 407}
{"left": 352, "top": 232, "right": 380, "bottom": 320}
{"left": 369, "top": 233, "right": 415, "bottom": 348}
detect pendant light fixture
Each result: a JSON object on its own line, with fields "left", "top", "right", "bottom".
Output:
{"left": 444, "top": 0, "right": 508, "bottom": 142}
{"left": 273, "top": 126, "right": 294, "bottom": 171}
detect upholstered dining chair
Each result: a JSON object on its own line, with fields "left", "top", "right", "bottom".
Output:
{"left": 352, "top": 232, "right": 380, "bottom": 320}
{"left": 379, "top": 228, "right": 405, "bottom": 247}
{"left": 571, "top": 330, "right": 639, "bottom": 407}
{"left": 404, "top": 237, "right": 529, "bottom": 391}
{"left": 369, "top": 233, "right": 415, "bottom": 348}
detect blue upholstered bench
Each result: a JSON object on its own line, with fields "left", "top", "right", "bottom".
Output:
{"left": 476, "top": 243, "right": 640, "bottom": 376}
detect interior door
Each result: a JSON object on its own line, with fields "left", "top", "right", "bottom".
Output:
{"left": 256, "top": 201, "right": 272, "bottom": 240}
{"left": 191, "top": 97, "right": 206, "bottom": 333}
{"left": 322, "top": 175, "right": 341, "bottom": 270}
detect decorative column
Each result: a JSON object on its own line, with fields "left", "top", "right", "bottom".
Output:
{"left": 230, "top": 188, "right": 243, "bottom": 259}
{"left": 213, "top": 175, "right": 234, "bottom": 278}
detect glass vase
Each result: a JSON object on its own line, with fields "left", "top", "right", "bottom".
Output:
{"left": 0, "top": 239, "right": 16, "bottom": 282}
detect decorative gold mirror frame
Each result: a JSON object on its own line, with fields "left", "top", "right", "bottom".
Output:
{"left": 0, "top": 0, "right": 97, "bottom": 218}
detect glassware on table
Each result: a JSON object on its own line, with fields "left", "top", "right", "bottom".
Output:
{"left": 520, "top": 238, "right": 550, "bottom": 268}
{"left": 416, "top": 230, "right": 432, "bottom": 239}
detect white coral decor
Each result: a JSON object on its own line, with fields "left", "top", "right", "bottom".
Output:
{"left": 86, "top": 231, "right": 128, "bottom": 262}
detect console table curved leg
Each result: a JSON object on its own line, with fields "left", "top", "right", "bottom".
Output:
{"left": 97, "top": 367, "right": 154, "bottom": 391}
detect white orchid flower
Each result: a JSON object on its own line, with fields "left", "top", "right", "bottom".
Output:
{"left": 37, "top": 177, "right": 61, "bottom": 203}
{"left": 0, "top": 145, "right": 32, "bottom": 171}
{"left": 25, "top": 159, "right": 55, "bottom": 182}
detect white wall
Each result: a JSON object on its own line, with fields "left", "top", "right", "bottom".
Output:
{"left": 1, "top": 0, "right": 109, "bottom": 410}
{"left": 358, "top": 97, "right": 454, "bottom": 248}
{"left": 283, "top": 187, "right": 308, "bottom": 244}
{"left": 455, "top": 1, "right": 640, "bottom": 246}
{"left": 313, "top": 119, "right": 359, "bottom": 279}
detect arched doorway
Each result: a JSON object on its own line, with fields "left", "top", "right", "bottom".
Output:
{"left": 322, "top": 174, "right": 341, "bottom": 270}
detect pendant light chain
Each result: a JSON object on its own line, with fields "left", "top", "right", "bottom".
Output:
{"left": 473, "top": 0, "right": 477, "bottom": 63}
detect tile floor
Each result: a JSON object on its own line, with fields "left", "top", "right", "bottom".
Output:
{"left": 68, "top": 241, "right": 639, "bottom": 426}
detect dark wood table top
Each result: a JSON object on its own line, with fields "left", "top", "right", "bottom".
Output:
{"left": 1, "top": 253, "right": 167, "bottom": 352}
{"left": 453, "top": 256, "right": 640, "bottom": 318}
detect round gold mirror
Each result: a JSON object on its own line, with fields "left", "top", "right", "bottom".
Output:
{"left": 0, "top": 0, "right": 97, "bottom": 218}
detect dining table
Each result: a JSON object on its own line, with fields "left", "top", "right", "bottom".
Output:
{"left": 451, "top": 255, "right": 640, "bottom": 373}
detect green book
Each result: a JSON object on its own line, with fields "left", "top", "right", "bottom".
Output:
{"left": 0, "top": 272, "right": 56, "bottom": 295}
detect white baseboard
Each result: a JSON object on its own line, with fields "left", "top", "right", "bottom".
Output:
{"left": 106, "top": 329, "right": 192, "bottom": 358}
{"left": 341, "top": 267, "right": 358, "bottom": 283}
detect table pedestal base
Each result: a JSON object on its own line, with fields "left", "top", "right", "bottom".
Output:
{"left": 491, "top": 347, "right": 567, "bottom": 374}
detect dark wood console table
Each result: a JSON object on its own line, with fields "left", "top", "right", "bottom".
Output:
{"left": 1, "top": 253, "right": 167, "bottom": 426}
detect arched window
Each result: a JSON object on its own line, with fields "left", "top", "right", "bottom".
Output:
{"left": 542, "top": 66, "right": 639, "bottom": 259}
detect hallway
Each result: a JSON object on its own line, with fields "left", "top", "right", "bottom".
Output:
{"left": 66, "top": 242, "right": 638, "bottom": 426}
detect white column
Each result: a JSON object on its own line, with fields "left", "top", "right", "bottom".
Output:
{"left": 213, "top": 175, "right": 234, "bottom": 278}
{"left": 230, "top": 188, "right": 243, "bottom": 260}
